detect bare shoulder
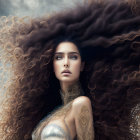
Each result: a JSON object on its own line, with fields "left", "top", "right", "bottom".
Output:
{"left": 72, "top": 96, "right": 92, "bottom": 109}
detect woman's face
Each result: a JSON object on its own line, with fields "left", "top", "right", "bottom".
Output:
{"left": 53, "top": 42, "right": 84, "bottom": 85}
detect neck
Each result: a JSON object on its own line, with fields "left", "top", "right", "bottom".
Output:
{"left": 60, "top": 81, "right": 84, "bottom": 105}
{"left": 60, "top": 81, "right": 76, "bottom": 93}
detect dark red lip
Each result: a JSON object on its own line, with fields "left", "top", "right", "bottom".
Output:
{"left": 62, "top": 70, "right": 72, "bottom": 74}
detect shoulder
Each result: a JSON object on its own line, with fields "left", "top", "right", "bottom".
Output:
{"left": 72, "top": 96, "right": 92, "bottom": 109}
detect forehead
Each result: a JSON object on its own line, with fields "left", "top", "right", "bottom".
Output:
{"left": 55, "top": 42, "right": 79, "bottom": 53}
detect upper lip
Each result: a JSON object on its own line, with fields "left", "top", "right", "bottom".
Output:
{"left": 62, "top": 70, "right": 72, "bottom": 74}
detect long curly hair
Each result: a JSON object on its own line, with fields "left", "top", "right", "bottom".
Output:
{"left": 0, "top": 0, "right": 140, "bottom": 140}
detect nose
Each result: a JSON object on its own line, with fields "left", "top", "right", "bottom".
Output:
{"left": 64, "top": 56, "right": 69, "bottom": 68}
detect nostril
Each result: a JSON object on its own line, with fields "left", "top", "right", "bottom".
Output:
{"left": 64, "top": 64, "right": 69, "bottom": 67}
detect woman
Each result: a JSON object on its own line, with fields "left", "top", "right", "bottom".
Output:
{"left": 32, "top": 40, "right": 94, "bottom": 140}
{"left": 0, "top": 0, "right": 140, "bottom": 140}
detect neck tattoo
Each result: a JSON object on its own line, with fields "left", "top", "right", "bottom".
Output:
{"left": 60, "top": 82, "right": 84, "bottom": 105}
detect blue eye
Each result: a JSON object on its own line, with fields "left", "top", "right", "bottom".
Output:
{"left": 69, "top": 55, "right": 78, "bottom": 60}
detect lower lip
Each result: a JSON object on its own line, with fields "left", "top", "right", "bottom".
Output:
{"left": 62, "top": 72, "right": 71, "bottom": 76}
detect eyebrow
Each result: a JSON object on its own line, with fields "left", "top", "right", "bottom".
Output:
{"left": 54, "top": 52, "right": 80, "bottom": 55}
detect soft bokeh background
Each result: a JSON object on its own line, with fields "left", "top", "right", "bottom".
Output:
{"left": 0, "top": 0, "right": 84, "bottom": 17}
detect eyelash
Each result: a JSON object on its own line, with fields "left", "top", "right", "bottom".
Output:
{"left": 55, "top": 55, "right": 62, "bottom": 60}
{"left": 69, "top": 55, "right": 78, "bottom": 60}
{"left": 55, "top": 55, "right": 78, "bottom": 60}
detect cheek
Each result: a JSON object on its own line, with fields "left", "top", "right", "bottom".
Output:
{"left": 53, "top": 63, "right": 61, "bottom": 80}
{"left": 73, "top": 62, "right": 82, "bottom": 73}
{"left": 53, "top": 62, "right": 60, "bottom": 74}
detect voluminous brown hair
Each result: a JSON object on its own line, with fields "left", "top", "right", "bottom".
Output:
{"left": 0, "top": 0, "right": 140, "bottom": 139}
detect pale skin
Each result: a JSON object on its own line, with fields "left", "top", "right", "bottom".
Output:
{"left": 41, "top": 42, "right": 94, "bottom": 140}
{"left": 53, "top": 42, "right": 85, "bottom": 93}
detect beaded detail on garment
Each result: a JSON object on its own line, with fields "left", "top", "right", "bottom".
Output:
{"left": 130, "top": 104, "right": 140, "bottom": 139}
{"left": 60, "top": 82, "right": 84, "bottom": 105}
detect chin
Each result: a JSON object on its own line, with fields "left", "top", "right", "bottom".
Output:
{"left": 60, "top": 78, "right": 78, "bottom": 83}
{"left": 61, "top": 79, "right": 74, "bottom": 83}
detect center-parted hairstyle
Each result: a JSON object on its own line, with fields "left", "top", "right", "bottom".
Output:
{"left": 0, "top": 0, "right": 140, "bottom": 140}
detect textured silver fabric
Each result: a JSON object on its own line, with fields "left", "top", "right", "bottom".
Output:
{"left": 41, "top": 123, "right": 72, "bottom": 140}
